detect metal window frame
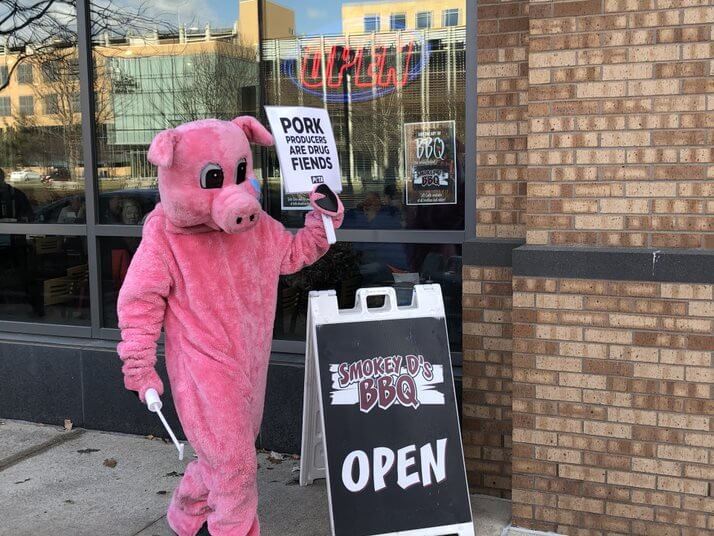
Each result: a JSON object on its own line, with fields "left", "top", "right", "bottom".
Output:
{"left": 0, "top": 0, "right": 478, "bottom": 354}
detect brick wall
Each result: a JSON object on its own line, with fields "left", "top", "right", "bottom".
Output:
{"left": 511, "top": 278, "right": 713, "bottom": 534}
{"left": 526, "top": 1, "right": 714, "bottom": 248}
{"left": 462, "top": 265, "right": 514, "bottom": 498}
{"left": 476, "top": 0, "right": 529, "bottom": 239}
{"left": 463, "top": 0, "right": 714, "bottom": 529}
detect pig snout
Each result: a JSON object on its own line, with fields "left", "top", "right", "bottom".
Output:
{"left": 211, "top": 186, "right": 261, "bottom": 233}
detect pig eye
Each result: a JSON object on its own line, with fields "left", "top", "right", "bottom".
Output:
{"left": 235, "top": 158, "right": 247, "bottom": 185}
{"left": 200, "top": 163, "right": 224, "bottom": 189}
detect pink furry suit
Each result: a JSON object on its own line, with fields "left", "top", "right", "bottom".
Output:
{"left": 116, "top": 116, "right": 343, "bottom": 536}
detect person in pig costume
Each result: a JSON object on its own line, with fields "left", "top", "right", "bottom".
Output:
{"left": 116, "top": 116, "right": 343, "bottom": 536}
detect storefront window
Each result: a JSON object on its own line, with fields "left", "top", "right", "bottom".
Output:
{"left": 262, "top": 0, "right": 466, "bottom": 230}
{"left": 102, "top": 238, "right": 462, "bottom": 351}
{"left": 275, "top": 242, "right": 462, "bottom": 351}
{"left": 0, "top": 234, "right": 89, "bottom": 325}
{"left": 259, "top": 1, "right": 466, "bottom": 353}
{"left": 91, "top": 0, "right": 260, "bottom": 223}
{"left": 0, "top": 0, "right": 469, "bottom": 351}
{"left": 0, "top": 1, "right": 85, "bottom": 225}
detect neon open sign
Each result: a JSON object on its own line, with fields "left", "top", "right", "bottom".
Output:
{"left": 284, "top": 40, "right": 429, "bottom": 103}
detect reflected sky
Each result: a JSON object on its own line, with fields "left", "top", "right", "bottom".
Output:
{"left": 115, "top": 0, "right": 357, "bottom": 36}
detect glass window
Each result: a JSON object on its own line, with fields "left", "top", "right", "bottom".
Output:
{"left": 19, "top": 95, "right": 35, "bottom": 116}
{"left": 390, "top": 13, "right": 406, "bottom": 31}
{"left": 44, "top": 94, "right": 59, "bottom": 115}
{"left": 442, "top": 8, "right": 459, "bottom": 27}
{"left": 416, "top": 11, "right": 432, "bottom": 29}
{"left": 92, "top": 0, "right": 257, "bottom": 223}
{"left": 0, "top": 66, "right": 8, "bottom": 86}
{"left": 0, "top": 97, "right": 10, "bottom": 116}
{"left": 0, "top": 234, "right": 89, "bottom": 325}
{"left": 364, "top": 15, "right": 380, "bottom": 32}
{"left": 101, "top": 238, "right": 462, "bottom": 351}
{"left": 261, "top": 1, "right": 466, "bottom": 230}
{"left": 99, "top": 236, "right": 140, "bottom": 328}
{"left": 17, "top": 64, "right": 33, "bottom": 84}
{"left": 275, "top": 242, "right": 462, "bottom": 351}
{"left": 0, "top": 3, "right": 85, "bottom": 224}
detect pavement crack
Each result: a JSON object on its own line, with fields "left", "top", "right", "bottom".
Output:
{"left": 131, "top": 513, "right": 168, "bottom": 536}
{"left": 0, "top": 428, "right": 86, "bottom": 473}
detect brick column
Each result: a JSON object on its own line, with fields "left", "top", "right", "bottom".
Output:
{"left": 461, "top": 0, "right": 529, "bottom": 498}
{"left": 463, "top": 0, "right": 714, "bottom": 532}
{"left": 506, "top": 1, "right": 714, "bottom": 534}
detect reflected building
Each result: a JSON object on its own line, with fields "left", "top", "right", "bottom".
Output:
{"left": 94, "top": 0, "right": 294, "bottom": 186}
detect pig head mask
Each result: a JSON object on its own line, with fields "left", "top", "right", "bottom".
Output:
{"left": 117, "top": 116, "right": 343, "bottom": 536}
{"left": 148, "top": 116, "right": 272, "bottom": 234}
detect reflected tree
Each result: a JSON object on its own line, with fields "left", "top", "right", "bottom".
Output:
{"left": 0, "top": 1, "right": 173, "bottom": 176}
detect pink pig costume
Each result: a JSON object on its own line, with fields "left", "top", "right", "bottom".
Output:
{"left": 116, "top": 116, "right": 343, "bottom": 536}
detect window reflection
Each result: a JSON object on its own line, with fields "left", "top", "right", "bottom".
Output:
{"left": 0, "top": 234, "right": 89, "bottom": 325}
{"left": 101, "top": 237, "right": 462, "bottom": 352}
{"left": 263, "top": 0, "right": 466, "bottom": 230}
{"left": 276, "top": 242, "right": 463, "bottom": 351}
{"left": 92, "top": 1, "right": 261, "bottom": 223}
{"left": 0, "top": 3, "right": 84, "bottom": 223}
{"left": 100, "top": 236, "right": 140, "bottom": 328}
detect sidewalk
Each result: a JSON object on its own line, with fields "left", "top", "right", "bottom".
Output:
{"left": 0, "top": 420, "right": 512, "bottom": 536}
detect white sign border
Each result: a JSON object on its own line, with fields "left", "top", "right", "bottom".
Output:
{"left": 265, "top": 105, "right": 343, "bottom": 196}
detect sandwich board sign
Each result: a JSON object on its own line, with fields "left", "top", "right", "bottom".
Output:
{"left": 300, "top": 285, "right": 474, "bottom": 536}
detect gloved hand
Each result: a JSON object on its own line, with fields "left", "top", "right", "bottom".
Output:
{"left": 309, "top": 184, "right": 344, "bottom": 229}
{"left": 123, "top": 367, "right": 164, "bottom": 404}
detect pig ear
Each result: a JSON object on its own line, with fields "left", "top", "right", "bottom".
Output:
{"left": 147, "top": 129, "right": 179, "bottom": 168}
{"left": 232, "top": 116, "right": 274, "bottom": 146}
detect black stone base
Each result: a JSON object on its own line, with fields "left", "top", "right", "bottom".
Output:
{"left": 0, "top": 336, "right": 462, "bottom": 453}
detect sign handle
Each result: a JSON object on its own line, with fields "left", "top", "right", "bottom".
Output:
{"left": 321, "top": 213, "right": 336, "bottom": 244}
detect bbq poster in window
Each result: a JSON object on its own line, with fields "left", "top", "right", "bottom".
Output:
{"left": 403, "top": 120, "right": 457, "bottom": 206}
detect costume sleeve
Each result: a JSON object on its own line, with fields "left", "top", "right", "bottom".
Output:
{"left": 268, "top": 211, "right": 332, "bottom": 276}
{"left": 116, "top": 216, "right": 172, "bottom": 402}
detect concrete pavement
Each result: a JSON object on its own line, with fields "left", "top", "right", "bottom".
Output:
{"left": 0, "top": 419, "right": 512, "bottom": 536}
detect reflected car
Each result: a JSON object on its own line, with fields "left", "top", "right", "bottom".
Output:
{"left": 42, "top": 167, "right": 72, "bottom": 183}
{"left": 9, "top": 169, "right": 42, "bottom": 182}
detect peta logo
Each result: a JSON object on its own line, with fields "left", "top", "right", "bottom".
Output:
{"left": 329, "top": 354, "right": 444, "bottom": 413}
{"left": 310, "top": 175, "right": 325, "bottom": 184}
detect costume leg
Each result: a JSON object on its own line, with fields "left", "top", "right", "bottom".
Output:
{"left": 202, "top": 397, "right": 260, "bottom": 536}
{"left": 167, "top": 459, "right": 211, "bottom": 536}
{"left": 168, "top": 353, "right": 262, "bottom": 536}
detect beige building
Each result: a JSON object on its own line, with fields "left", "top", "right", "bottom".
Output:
{"left": 238, "top": 0, "right": 295, "bottom": 44}
{"left": 342, "top": 0, "right": 465, "bottom": 34}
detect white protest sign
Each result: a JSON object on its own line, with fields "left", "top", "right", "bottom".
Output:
{"left": 265, "top": 106, "right": 343, "bottom": 195}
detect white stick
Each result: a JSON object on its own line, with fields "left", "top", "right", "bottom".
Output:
{"left": 156, "top": 408, "right": 185, "bottom": 461}
{"left": 145, "top": 388, "right": 185, "bottom": 460}
{"left": 321, "top": 213, "right": 336, "bottom": 245}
